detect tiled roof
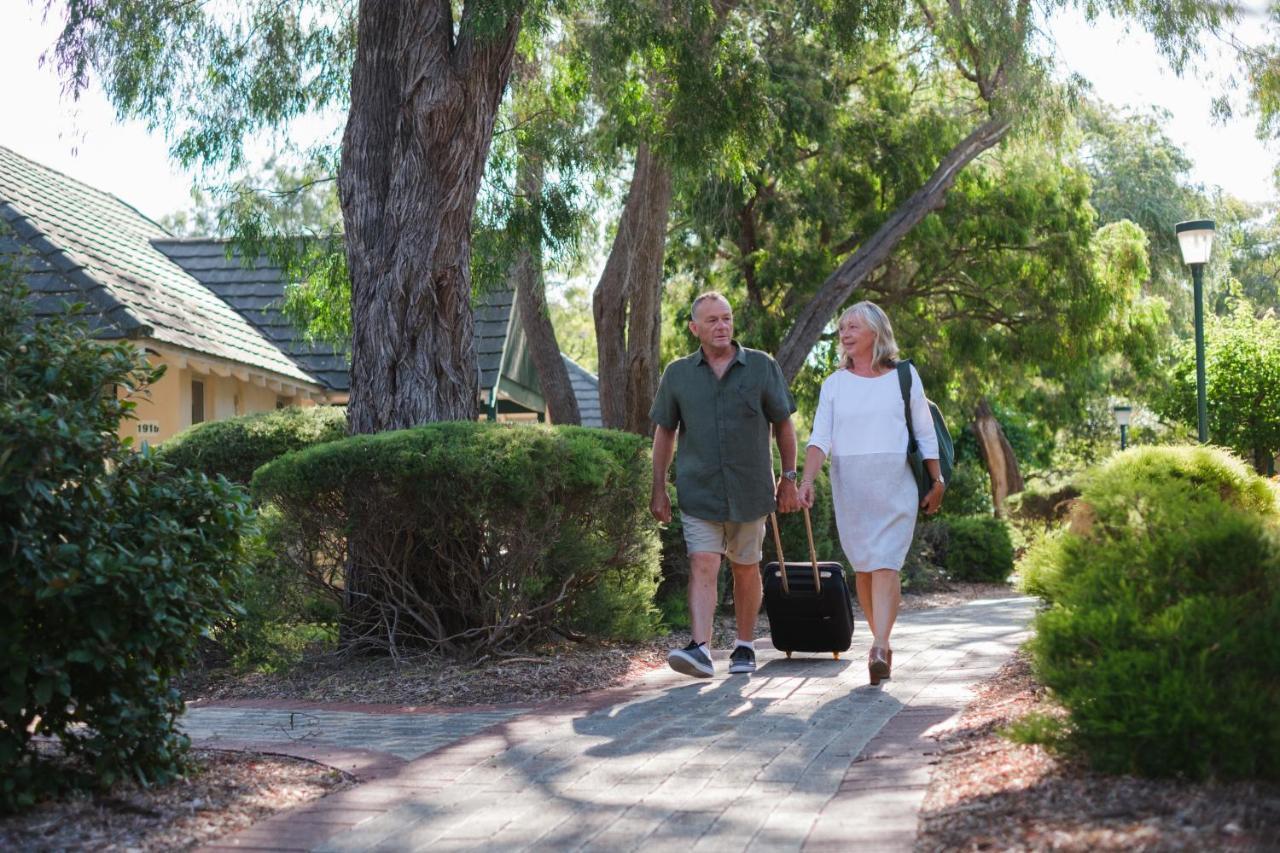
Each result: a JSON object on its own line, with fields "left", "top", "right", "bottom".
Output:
{"left": 475, "top": 285, "right": 513, "bottom": 392}
{"left": 154, "top": 239, "right": 349, "bottom": 392}
{"left": 0, "top": 145, "right": 316, "bottom": 385}
{"left": 563, "top": 355, "right": 603, "bottom": 428}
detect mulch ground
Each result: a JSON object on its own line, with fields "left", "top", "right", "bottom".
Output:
{"left": 916, "top": 650, "right": 1280, "bottom": 851}
{"left": 0, "top": 749, "right": 352, "bottom": 852}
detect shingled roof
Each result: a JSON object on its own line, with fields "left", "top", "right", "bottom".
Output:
{"left": 0, "top": 145, "right": 317, "bottom": 385}
{"left": 563, "top": 356, "right": 603, "bottom": 428}
{"left": 153, "top": 239, "right": 349, "bottom": 392}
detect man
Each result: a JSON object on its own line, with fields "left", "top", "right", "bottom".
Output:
{"left": 650, "top": 291, "right": 800, "bottom": 677}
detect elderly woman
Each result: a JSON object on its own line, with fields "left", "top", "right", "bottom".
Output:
{"left": 797, "top": 301, "right": 944, "bottom": 685}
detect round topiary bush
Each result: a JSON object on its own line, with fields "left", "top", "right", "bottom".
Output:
{"left": 1020, "top": 445, "right": 1280, "bottom": 780}
{"left": 941, "top": 516, "right": 1015, "bottom": 582}
{"left": 158, "top": 405, "right": 348, "bottom": 484}
{"left": 254, "top": 421, "right": 662, "bottom": 656}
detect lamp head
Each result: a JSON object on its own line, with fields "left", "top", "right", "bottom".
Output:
{"left": 1175, "top": 219, "right": 1215, "bottom": 266}
{"left": 1112, "top": 404, "right": 1133, "bottom": 428}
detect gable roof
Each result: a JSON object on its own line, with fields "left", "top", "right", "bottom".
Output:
{"left": 0, "top": 145, "right": 316, "bottom": 385}
{"left": 153, "top": 239, "right": 349, "bottom": 392}
{"left": 563, "top": 356, "right": 603, "bottom": 428}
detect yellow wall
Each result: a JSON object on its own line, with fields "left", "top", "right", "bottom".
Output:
{"left": 119, "top": 348, "right": 316, "bottom": 448}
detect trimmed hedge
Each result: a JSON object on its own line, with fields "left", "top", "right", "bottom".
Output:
{"left": 158, "top": 405, "right": 348, "bottom": 484}
{"left": 1019, "top": 445, "right": 1280, "bottom": 780}
{"left": 254, "top": 422, "right": 662, "bottom": 656}
{"left": 0, "top": 274, "right": 252, "bottom": 811}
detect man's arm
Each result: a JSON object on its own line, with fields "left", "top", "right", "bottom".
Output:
{"left": 774, "top": 417, "right": 799, "bottom": 513}
{"left": 651, "top": 424, "right": 677, "bottom": 523}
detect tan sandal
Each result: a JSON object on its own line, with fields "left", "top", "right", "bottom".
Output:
{"left": 869, "top": 646, "right": 890, "bottom": 685}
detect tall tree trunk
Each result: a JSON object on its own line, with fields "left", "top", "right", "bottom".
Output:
{"left": 592, "top": 143, "right": 673, "bottom": 434}
{"left": 775, "top": 116, "right": 1011, "bottom": 381}
{"left": 972, "top": 397, "right": 1024, "bottom": 517}
{"left": 513, "top": 158, "right": 581, "bottom": 425}
{"left": 340, "top": 0, "right": 522, "bottom": 434}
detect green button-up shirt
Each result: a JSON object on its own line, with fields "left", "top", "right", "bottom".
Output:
{"left": 649, "top": 342, "right": 796, "bottom": 523}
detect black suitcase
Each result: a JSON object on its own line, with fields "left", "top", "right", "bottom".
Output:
{"left": 762, "top": 508, "right": 855, "bottom": 659}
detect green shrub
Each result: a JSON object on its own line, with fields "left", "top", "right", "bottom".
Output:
{"left": 901, "top": 519, "right": 951, "bottom": 592}
{"left": 942, "top": 516, "right": 1015, "bottom": 582}
{"left": 939, "top": 461, "right": 994, "bottom": 517}
{"left": 1021, "top": 445, "right": 1280, "bottom": 780}
{"left": 0, "top": 274, "right": 252, "bottom": 811}
{"left": 159, "top": 405, "right": 347, "bottom": 484}
{"left": 254, "top": 422, "right": 662, "bottom": 656}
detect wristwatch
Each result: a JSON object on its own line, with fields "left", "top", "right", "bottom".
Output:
{"left": 933, "top": 476, "right": 946, "bottom": 487}
{"left": 782, "top": 470, "right": 798, "bottom": 484}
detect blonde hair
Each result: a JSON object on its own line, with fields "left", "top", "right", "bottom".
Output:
{"left": 838, "top": 301, "right": 899, "bottom": 370}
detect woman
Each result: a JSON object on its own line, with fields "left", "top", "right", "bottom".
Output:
{"left": 797, "top": 301, "right": 944, "bottom": 685}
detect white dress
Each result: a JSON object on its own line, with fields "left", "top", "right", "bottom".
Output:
{"left": 807, "top": 366, "right": 940, "bottom": 572}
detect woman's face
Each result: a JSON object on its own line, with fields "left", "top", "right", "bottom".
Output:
{"left": 840, "top": 313, "right": 875, "bottom": 357}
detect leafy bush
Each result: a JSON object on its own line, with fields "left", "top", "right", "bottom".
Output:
{"left": 901, "top": 519, "right": 951, "bottom": 592}
{"left": 940, "top": 516, "right": 1014, "bottom": 582}
{"left": 1020, "top": 445, "right": 1280, "bottom": 780}
{"left": 0, "top": 274, "right": 252, "bottom": 811}
{"left": 254, "top": 422, "right": 662, "bottom": 656}
{"left": 939, "top": 461, "right": 994, "bottom": 517}
{"left": 159, "top": 405, "right": 347, "bottom": 484}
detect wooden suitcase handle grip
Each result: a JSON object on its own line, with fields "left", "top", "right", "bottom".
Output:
{"left": 769, "top": 504, "right": 821, "bottom": 593}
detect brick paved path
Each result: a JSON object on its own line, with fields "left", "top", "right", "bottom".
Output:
{"left": 194, "top": 596, "right": 1035, "bottom": 852}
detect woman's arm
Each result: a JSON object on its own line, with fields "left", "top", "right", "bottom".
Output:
{"left": 798, "top": 445, "right": 826, "bottom": 509}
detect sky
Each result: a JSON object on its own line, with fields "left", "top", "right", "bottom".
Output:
{"left": 1, "top": 4, "right": 1277, "bottom": 226}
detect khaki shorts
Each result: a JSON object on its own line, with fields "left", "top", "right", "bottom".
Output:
{"left": 681, "top": 513, "right": 768, "bottom": 565}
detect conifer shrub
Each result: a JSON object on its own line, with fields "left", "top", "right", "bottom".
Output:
{"left": 0, "top": 274, "right": 252, "bottom": 811}
{"left": 159, "top": 404, "right": 347, "bottom": 484}
{"left": 1020, "top": 445, "right": 1280, "bottom": 780}
{"left": 253, "top": 422, "right": 662, "bottom": 656}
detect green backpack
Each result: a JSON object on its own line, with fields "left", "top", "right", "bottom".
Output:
{"left": 896, "top": 360, "right": 954, "bottom": 502}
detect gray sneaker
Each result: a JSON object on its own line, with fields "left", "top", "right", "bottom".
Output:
{"left": 668, "top": 642, "right": 714, "bottom": 678}
{"left": 728, "top": 645, "right": 756, "bottom": 674}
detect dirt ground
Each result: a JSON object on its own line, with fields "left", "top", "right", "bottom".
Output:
{"left": 0, "top": 749, "right": 351, "bottom": 852}
{"left": 915, "top": 650, "right": 1280, "bottom": 852}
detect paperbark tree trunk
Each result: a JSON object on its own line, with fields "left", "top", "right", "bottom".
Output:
{"left": 340, "top": 0, "right": 522, "bottom": 434}
{"left": 592, "top": 143, "right": 673, "bottom": 434}
{"left": 972, "top": 397, "right": 1024, "bottom": 518}
{"left": 512, "top": 160, "right": 581, "bottom": 425}
{"left": 774, "top": 116, "right": 1011, "bottom": 382}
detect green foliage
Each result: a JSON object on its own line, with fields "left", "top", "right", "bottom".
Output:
{"left": 901, "top": 520, "right": 951, "bottom": 593}
{"left": 0, "top": 271, "right": 253, "bottom": 811}
{"left": 254, "top": 422, "right": 662, "bottom": 655}
{"left": 939, "top": 461, "right": 994, "bottom": 518}
{"left": 1020, "top": 445, "right": 1280, "bottom": 780}
{"left": 159, "top": 405, "right": 348, "bottom": 484}
{"left": 940, "top": 516, "right": 1015, "bottom": 583}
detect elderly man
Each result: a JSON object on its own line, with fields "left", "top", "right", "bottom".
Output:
{"left": 650, "top": 291, "right": 800, "bottom": 677}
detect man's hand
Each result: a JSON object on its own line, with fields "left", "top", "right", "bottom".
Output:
{"left": 920, "top": 480, "right": 945, "bottom": 515}
{"left": 651, "top": 488, "right": 673, "bottom": 523}
{"left": 776, "top": 478, "right": 800, "bottom": 513}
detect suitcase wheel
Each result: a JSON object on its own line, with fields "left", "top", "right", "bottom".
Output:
{"left": 833, "top": 652, "right": 840, "bottom": 660}
{"left": 785, "top": 651, "right": 792, "bottom": 659}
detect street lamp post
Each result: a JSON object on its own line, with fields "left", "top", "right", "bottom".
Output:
{"left": 1175, "top": 220, "right": 1215, "bottom": 444}
{"left": 1112, "top": 404, "right": 1132, "bottom": 451}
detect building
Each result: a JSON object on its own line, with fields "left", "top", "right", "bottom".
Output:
{"left": 0, "top": 145, "right": 601, "bottom": 443}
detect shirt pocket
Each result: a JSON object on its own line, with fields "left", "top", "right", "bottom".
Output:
{"left": 735, "top": 383, "right": 761, "bottom": 416}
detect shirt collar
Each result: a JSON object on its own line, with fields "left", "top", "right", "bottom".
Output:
{"left": 693, "top": 340, "right": 746, "bottom": 366}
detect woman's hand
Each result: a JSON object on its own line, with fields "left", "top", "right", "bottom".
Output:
{"left": 920, "top": 480, "right": 945, "bottom": 515}
{"left": 797, "top": 481, "right": 816, "bottom": 509}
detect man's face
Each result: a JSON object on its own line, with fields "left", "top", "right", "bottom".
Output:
{"left": 690, "top": 298, "right": 734, "bottom": 350}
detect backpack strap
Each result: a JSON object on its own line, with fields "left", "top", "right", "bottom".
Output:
{"left": 896, "top": 359, "right": 918, "bottom": 453}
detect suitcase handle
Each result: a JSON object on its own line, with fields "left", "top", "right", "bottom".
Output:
{"left": 769, "top": 505, "right": 822, "bottom": 594}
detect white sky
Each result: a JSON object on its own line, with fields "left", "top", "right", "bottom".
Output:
{"left": 0, "top": 3, "right": 1276, "bottom": 225}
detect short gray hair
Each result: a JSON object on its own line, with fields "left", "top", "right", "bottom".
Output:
{"left": 838, "top": 300, "right": 899, "bottom": 369}
{"left": 691, "top": 291, "right": 731, "bottom": 321}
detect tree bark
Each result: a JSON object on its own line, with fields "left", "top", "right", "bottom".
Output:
{"left": 513, "top": 159, "right": 581, "bottom": 425}
{"left": 592, "top": 143, "right": 673, "bottom": 434}
{"left": 774, "top": 115, "right": 1011, "bottom": 382}
{"left": 340, "top": 0, "right": 523, "bottom": 434}
{"left": 972, "top": 397, "right": 1024, "bottom": 517}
